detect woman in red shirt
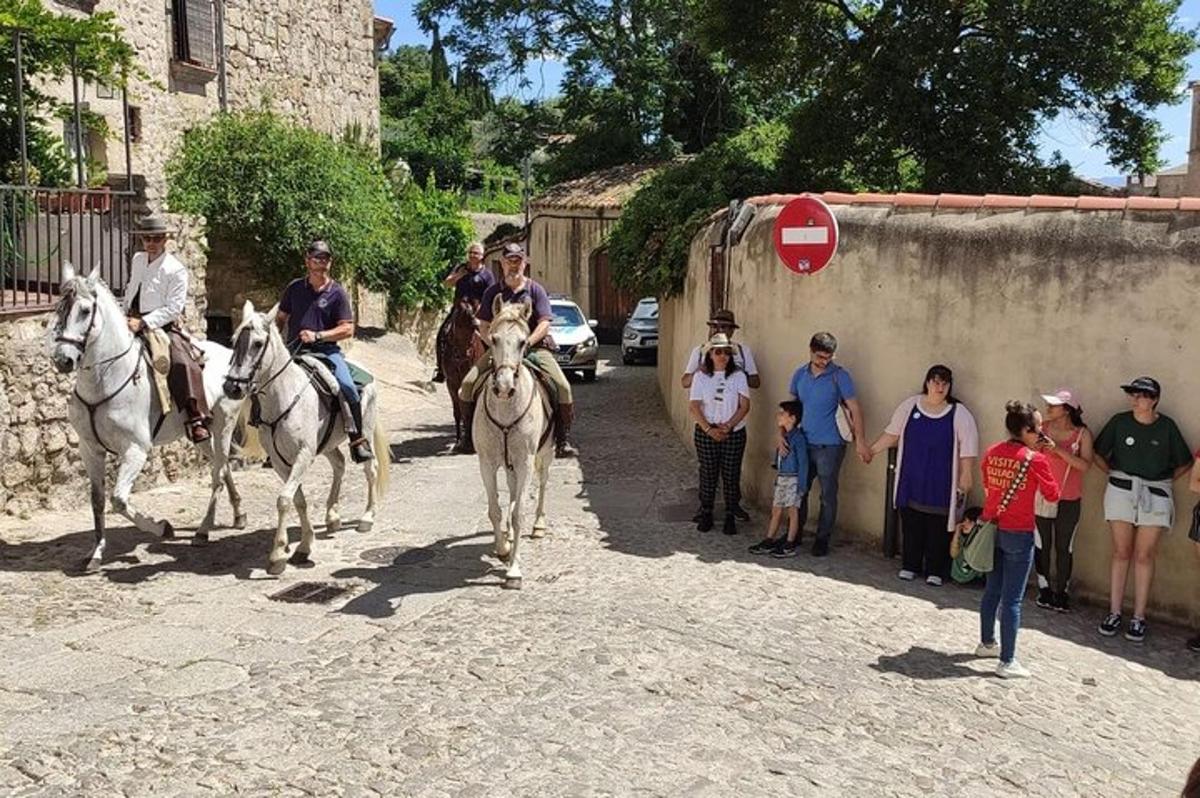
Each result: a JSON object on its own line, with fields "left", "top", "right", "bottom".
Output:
{"left": 976, "top": 401, "right": 1061, "bottom": 679}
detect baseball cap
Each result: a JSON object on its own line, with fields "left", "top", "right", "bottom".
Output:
{"left": 1120, "top": 376, "right": 1161, "bottom": 397}
{"left": 501, "top": 243, "right": 526, "bottom": 258}
{"left": 1040, "top": 389, "right": 1080, "bottom": 410}
{"left": 306, "top": 240, "right": 333, "bottom": 258}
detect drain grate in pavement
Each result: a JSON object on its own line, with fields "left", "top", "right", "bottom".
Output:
{"left": 359, "top": 545, "right": 438, "bottom": 566}
{"left": 268, "top": 581, "right": 350, "bottom": 604}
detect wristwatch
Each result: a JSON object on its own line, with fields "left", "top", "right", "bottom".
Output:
{"left": 315, "top": 331, "right": 323, "bottom": 342}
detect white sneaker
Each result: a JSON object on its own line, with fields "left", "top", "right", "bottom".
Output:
{"left": 926, "top": 575, "right": 943, "bottom": 587}
{"left": 898, "top": 569, "right": 916, "bottom": 581}
{"left": 997, "top": 660, "right": 1031, "bottom": 679}
{"left": 974, "top": 641, "right": 999, "bottom": 658}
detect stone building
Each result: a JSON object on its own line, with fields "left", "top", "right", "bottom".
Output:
{"left": 1127, "top": 80, "right": 1200, "bottom": 197}
{"left": 0, "top": 0, "right": 391, "bottom": 513}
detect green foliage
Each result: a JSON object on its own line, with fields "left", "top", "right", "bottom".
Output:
{"left": 607, "top": 121, "right": 789, "bottom": 299}
{"left": 0, "top": 0, "right": 143, "bottom": 186}
{"left": 166, "top": 111, "right": 401, "bottom": 291}
{"left": 391, "top": 175, "right": 474, "bottom": 309}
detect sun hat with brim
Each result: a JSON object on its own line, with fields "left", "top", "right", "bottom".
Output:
{"left": 702, "top": 332, "right": 735, "bottom": 354}
{"left": 1040, "top": 389, "right": 1080, "bottom": 410}
{"left": 133, "top": 215, "right": 172, "bottom": 237}
{"left": 707, "top": 309, "right": 739, "bottom": 329}
{"left": 1120, "top": 376, "right": 1161, "bottom": 397}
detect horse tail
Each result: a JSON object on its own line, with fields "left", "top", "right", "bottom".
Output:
{"left": 372, "top": 416, "right": 390, "bottom": 497}
{"left": 236, "top": 400, "right": 267, "bottom": 463}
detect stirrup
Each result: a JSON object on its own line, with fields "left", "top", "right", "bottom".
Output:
{"left": 349, "top": 438, "right": 374, "bottom": 463}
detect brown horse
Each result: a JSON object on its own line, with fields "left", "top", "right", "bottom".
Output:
{"left": 444, "top": 296, "right": 481, "bottom": 453}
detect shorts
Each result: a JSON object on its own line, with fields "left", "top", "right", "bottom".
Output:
{"left": 1103, "top": 471, "right": 1174, "bottom": 529}
{"left": 773, "top": 475, "right": 804, "bottom": 509}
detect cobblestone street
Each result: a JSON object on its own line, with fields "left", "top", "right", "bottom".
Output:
{"left": 1, "top": 337, "right": 1198, "bottom": 797}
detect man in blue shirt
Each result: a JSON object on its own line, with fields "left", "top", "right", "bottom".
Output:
{"left": 275, "top": 240, "right": 372, "bottom": 463}
{"left": 432, "top": 241, "right": 496, "bottom": 383}
{"left": 781, "top": 331, "right": 869, "bottom": 555}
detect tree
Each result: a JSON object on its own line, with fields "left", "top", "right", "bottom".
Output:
{"left": 0, "top": 0, "right": 142, "bottom": 185}
{"left": 698, "top": 0, "right": 1196, "bottom": 191}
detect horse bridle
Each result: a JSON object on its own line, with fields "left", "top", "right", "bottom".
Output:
{"left": 226, "top": 325, "right": 295, "bottom": 396}
{"left": 55, "top": 291, "right": 138, "bottom": 371}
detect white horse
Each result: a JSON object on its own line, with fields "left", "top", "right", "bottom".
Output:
{"left": 474, "top": 299, "right": 555, "bottom": 590}
{"left": 46, "top": 264, "right": 247, "bottom": 572}
{"left": 222, "top": 300, "right": 389, "bottom": 575}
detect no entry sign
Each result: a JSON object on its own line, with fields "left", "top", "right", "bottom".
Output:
{"left": 772, "top": 197, "right": 839, "bottom": 275}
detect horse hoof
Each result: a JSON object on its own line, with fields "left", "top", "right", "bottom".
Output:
{"left": 531, "top": 527, "right": 547, "bottom": 539}
{"left": 357, "top": 521, "right": 373, "bottom": 534}
{"left": 161, "top": 521, "right": 175, "bottom": 539}
{"left": 266, "top": 559, "right": 287, "bottom": 576}
{"left": 326, "top": 520, "right": 342, "bottom": 534}
{"left": 232, "top": 514, "right": 248, "bottom": 530}
{"left": 191, "top": 533, "right": 209, "bottom": 548}
{"left": 288, "top": 551, "right": 313, "bottom": 566}
{"left": 502, "top": 577, "right": 523, "bottom": 590}
{"left": 81, "top": 557, "right": 101, "bottom": 574}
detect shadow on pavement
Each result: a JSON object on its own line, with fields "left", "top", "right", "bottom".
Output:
{"left": 388, "top": 422, "right": 457, "bottom": 462}
{"left": 573, "top": 348, "right": 1200, "bottom": 682}
{"left": 870, "top": 646, "right": 987, "bottom": 680}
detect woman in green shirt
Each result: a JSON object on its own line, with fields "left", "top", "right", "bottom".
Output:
{"left": 1093, "top": 377, "right": 1192, "bottom": 645}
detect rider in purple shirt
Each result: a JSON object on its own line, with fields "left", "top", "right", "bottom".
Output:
{"left": 432, "top": 241, "right": 496, "bottom": 383}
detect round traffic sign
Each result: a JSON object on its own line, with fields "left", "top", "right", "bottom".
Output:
{"left": 772, "top": 197, "right": 839, "bottom": 274}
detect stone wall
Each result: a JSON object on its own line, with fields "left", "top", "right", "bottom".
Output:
{"left": 659, "top": 197, "right": 1200, "bottom": 625}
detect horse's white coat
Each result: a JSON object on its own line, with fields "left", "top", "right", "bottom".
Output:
{"left": 46, "top": 264, "right": 246, "bottom": 571}
{"left": 473, "top": 299, "right": 554, "bottom": 589}
{"left": 223, "top": 301, "right": 389, "bottom": 575}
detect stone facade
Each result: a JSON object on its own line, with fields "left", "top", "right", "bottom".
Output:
{"left": 0, "top": 1, "right": 383, "bottom": 512}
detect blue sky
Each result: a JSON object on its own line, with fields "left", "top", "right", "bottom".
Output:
{"left": 375, "top": 0, "right": 1200, "bottom": 180}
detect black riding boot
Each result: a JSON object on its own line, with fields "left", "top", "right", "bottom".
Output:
{"left": 453, "top": 401, "right": 476, "bottom": 455}
{"left": 432, "top": 315, "right": 450, "bottom": 383}
{"left": 554, "top": 402, "right": 579, "bottom": 458}
{"left": 342, "top": 397, "right": 373, "bottom": 463}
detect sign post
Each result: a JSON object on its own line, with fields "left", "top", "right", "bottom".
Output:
{"left": 772, "top": 196, "right": 839, "bottom": 274}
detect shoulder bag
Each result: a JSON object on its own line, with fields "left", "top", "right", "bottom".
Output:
{"left": 953, "top": 450, "right": 1034, "bottom": 582}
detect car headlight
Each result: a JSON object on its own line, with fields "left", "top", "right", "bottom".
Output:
{"left": 583, "top": 336, "right": 597, "bottom": 349}
{"left": 623, "top": 330, "right": 637, "bottom": 340}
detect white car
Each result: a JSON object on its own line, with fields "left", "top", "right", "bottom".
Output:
{"left": 549, "top": 297, "right": 599, "bottom": 382}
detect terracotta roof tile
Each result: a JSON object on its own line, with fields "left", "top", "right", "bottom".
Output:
{"left": 744, "top": 190, "right": 1200, "bottom": 214}
{"left": 981, "top": 194, "right": 1029, "bottom": 208}
{"left": 1075, "top": 196, "right": 1126, "bottom": 211}
{"left": 935, "top": 194, "right": 984, "bottom": 209}
{"left": 1126, "top": 196, "right": 1180, "bottom": 211}
{"left": 1028, "top": 195, "right": 1078, "bottom": 209}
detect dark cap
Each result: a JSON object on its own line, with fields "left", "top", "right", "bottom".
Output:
{"left": 707, "top": 309, "right": 739, "bottom": 329}
{"left": 1120, "top": 376, "right": 1161, "bottom": 397}
{"left": 306, "top": 240, "right": 332, "bottom": 258}
{"left": 501, "top": 242, "right": 526, "bottom": 258}
{"left": 133, "top": 215, "right": 172, "bottom": 237}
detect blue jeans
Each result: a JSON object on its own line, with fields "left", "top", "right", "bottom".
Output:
{"left": 308, "top": 344, "right": 359, "bottom": 403}
{"left": 980, "top": 530, "right": 1036, "bottom": 664}
{"left": 798, "top": 444, "right": 847, "bottom": 543}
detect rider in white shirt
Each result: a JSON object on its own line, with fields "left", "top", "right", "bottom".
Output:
{"left": 121, "top": 216, "right": 211, "bottom": 443}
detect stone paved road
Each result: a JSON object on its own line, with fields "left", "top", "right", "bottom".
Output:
{"left": 1, "top": 337, "right": 1199, "bottom": 797}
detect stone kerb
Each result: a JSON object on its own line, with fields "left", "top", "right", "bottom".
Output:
{"left": 659, "top": 197, "right": 1200, "bottom": 625}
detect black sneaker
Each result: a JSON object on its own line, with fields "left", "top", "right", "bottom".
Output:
{"left": 691, "top": 510, "right": 705, "bottom": 523}
{"left": 722, "top": 515, "right": 738, "bottom": 535}
{"left": 1125, "top": 617, "right": 1147, "bottom": 644}
{"left": 1035, "top": 588, "right": 1054, "bottom": 609}
{"left": 1187, "top": 634, "right": 1200, "bottom": 653}
{"left": 1098, "top": 613, "right": 1122, "bottom": 637}
{"left": 1053, "top": 592, "right": 1071, "bottom": 614}
{"left": 696, "top": 513, "right": 714, "bottom": 533}
{"left": 772, "top": 539, "right": 799, "bottom": 558}
{"left": 731, "top": 505, "right": 751, "bottom": 521}
{"left": 748, "top": 538, "right": 777, "bottom": 555}
{"left": 810, "top": 539, "right": 830, "bottom": 557}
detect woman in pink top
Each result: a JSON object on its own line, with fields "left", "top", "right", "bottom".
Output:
{"left": 1033, "top": 389, "right": 1094, "bottom": 614}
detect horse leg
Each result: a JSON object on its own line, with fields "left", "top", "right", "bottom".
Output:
{"left": 502, "top": 461, "right": 528, "bottom": 590}
{"left": 194, "top": 439, "right": 225, "bottom": 547}
{"left": 81, "top": 447, "right": 107, "bottom": 572}
{"left": 269, "top": 450, "right": 315, "bottom": 575}
{"left": 532, "top": 448, "right": 551, "bottom": 538}
{"left": 289, "top": 486, "right": 316, "bottom": 566}
{"left": 480, "top": 461, "right": 508, "bottom": 561}
{"left": 324, "top": 447, "right": 345, "bottom": 533}
{"left": 212, "top": 403, "right": 247, "bottom": 529}
{"left": 110, "top": 446, "right": 172, "bottom": 538}
{"left": 358, "top": 393, "right": 381, "bottom": 532}
{"left": 225, "top": 466, "right": 247, "bottom": 529}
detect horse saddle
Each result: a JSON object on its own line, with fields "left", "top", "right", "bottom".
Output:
{"left": 248, "top": 354, "right": 372, "bottom": 427}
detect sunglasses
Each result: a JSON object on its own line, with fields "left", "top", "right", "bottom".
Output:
{"left": 307, "top": 252, "right": 332, "bottom": 262}
{"left": 1126, "top": 391, "right": 1157, "bottom": 400}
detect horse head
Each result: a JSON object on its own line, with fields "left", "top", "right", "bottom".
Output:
{"left": 488, "top": 298, "right": 531, "bottom": 399}
{"left": 224, "top": 299, "right": 281, "bottom": 400}
{"left": 48, "top": 263, "right": 109, "bottom": 374}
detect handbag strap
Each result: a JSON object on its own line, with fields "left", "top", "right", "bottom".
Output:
{"left": 995, "top": 449, "right": 1035, "bottom": 515}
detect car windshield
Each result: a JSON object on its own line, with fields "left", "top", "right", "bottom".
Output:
{"left": 551, "top": 305, "right": 586, "bottom": 327}
{"left": 632, "top": 301, "right": 658, "bottom": 320}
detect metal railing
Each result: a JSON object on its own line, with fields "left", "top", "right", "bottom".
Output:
{"left": 1, "top": 185, "right": 136, "bottom": 313}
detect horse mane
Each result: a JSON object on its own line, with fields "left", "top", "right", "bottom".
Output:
{"left": 491, "top": 301, "right": 531, "bottom": 335}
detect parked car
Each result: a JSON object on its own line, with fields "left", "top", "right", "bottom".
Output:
{"left": 549, "top": 296, "right": 599, "bottom": 381}
{"left": 621, "top": 297, "right": 659, "bottom": 364}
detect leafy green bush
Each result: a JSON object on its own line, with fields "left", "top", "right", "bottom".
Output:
{"left": 390, "top": 175, "right": 474, "bottom": 310}
{"left": 607, "top": 121, "right": 789, "bottom": 299}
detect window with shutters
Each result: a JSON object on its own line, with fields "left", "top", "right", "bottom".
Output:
{"left": 171, "top": 0, "right": 216, "bottom": 70}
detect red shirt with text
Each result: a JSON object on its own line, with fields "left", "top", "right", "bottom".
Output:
{"left": 981, "top": 441, "right": 1060, "bottom": 532}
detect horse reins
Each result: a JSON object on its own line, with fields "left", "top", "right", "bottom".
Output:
{"left": 483, "top": 379, "right": 538, "bottom": 471}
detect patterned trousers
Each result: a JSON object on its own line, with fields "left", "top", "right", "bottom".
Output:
{"left": 694, "top": 426, "right": 747, "bottom": 516}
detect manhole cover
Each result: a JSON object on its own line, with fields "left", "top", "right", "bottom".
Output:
{"left": 268, "top": 581, "right": 351, "bottom": 604}
{"left": 359, "top": 545, "right": 438, "bottom": 566}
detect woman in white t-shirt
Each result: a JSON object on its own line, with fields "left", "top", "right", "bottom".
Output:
{"left": 688, "top": 334, "right": 751, "bottom": 535}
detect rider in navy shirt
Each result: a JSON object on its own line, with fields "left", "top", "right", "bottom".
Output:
{"left": 276, "top": 240, "right": 372, "bottom": 462}
{"left": 432, "top": 242, "right": 496, "bottom": 383}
